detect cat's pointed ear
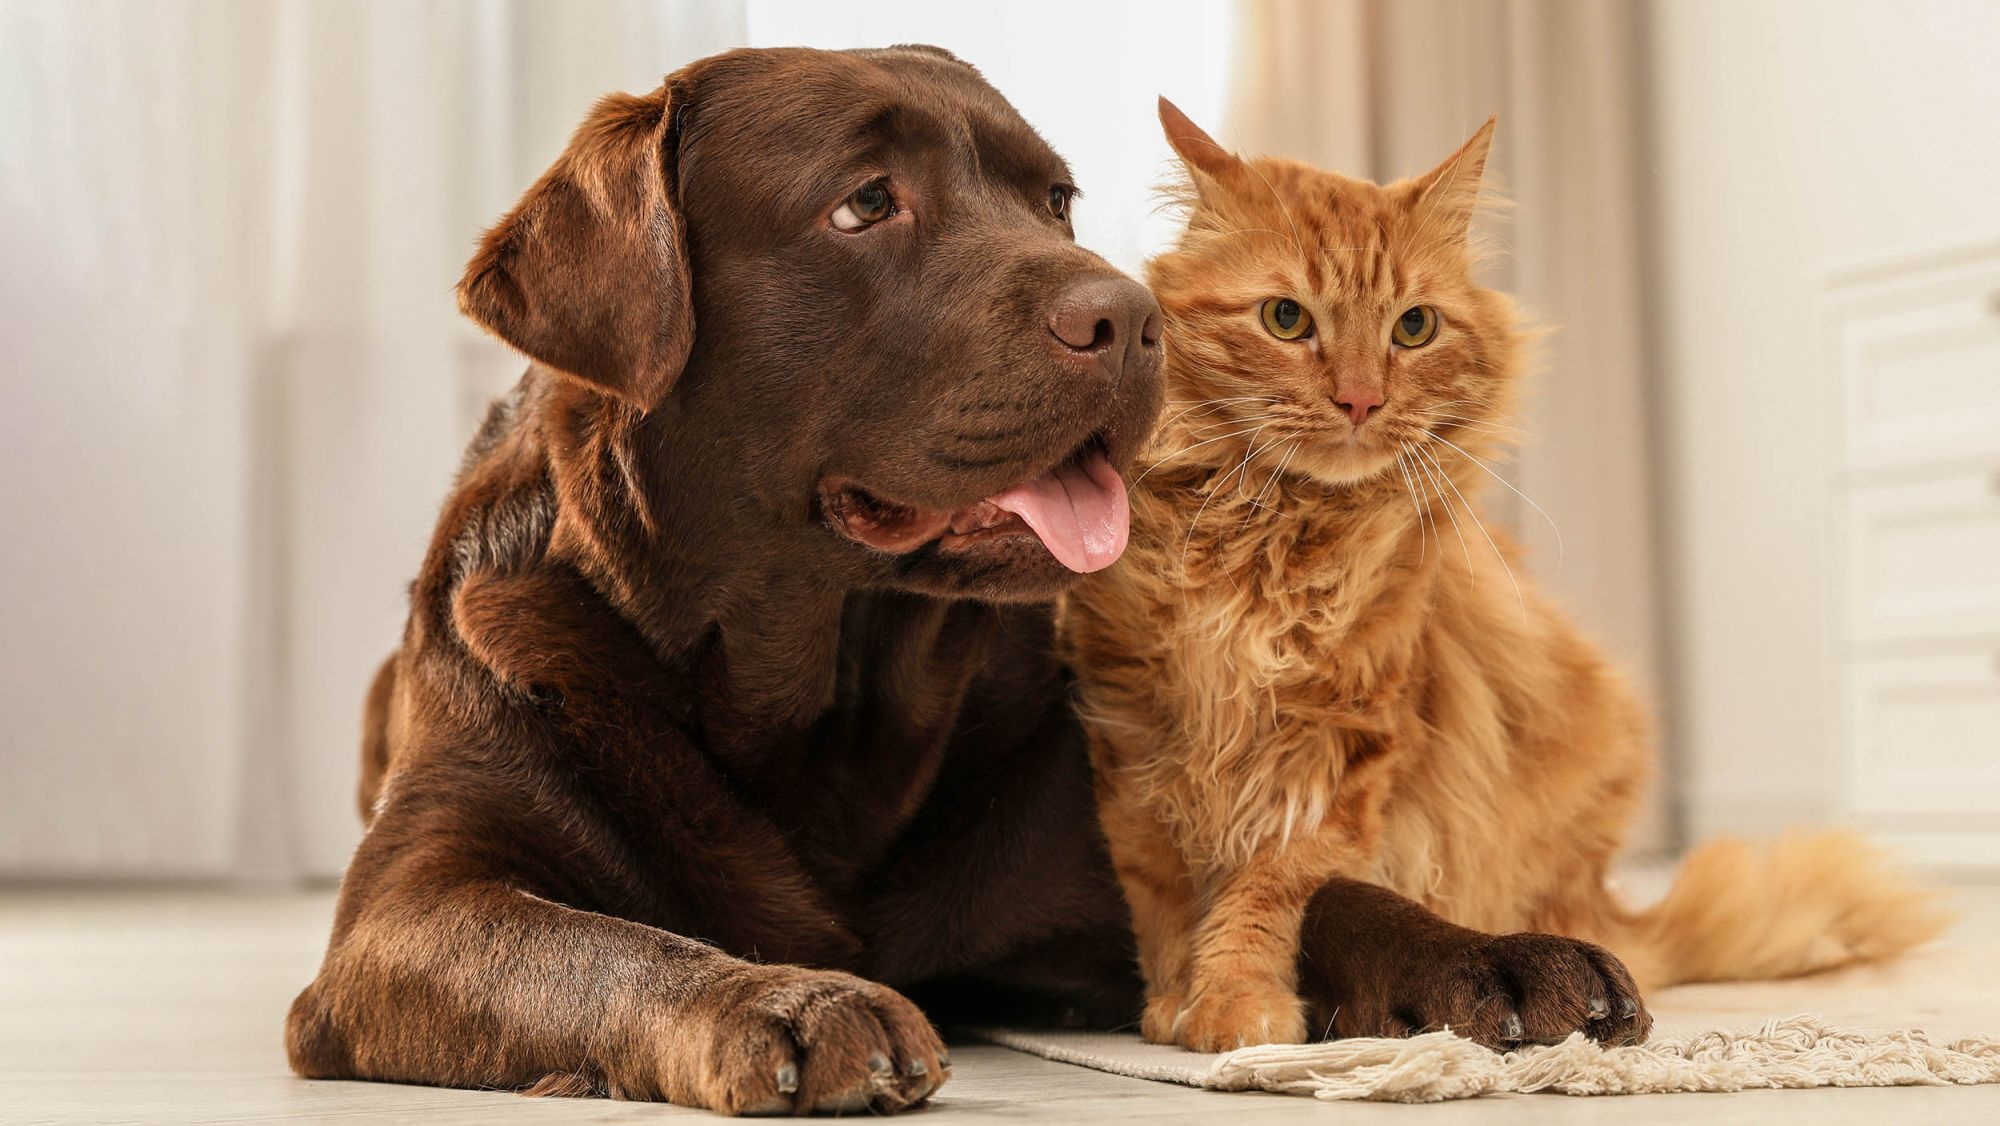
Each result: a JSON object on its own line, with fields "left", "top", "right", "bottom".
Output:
{"left": 1159, "top": 96, "right": 1240, "bottom": 181}
{"left": 1407, "top": 115, "right": 1498, "bottom": 243}
{"left": 458, "top": 83, "right": 694, "bottom": 413}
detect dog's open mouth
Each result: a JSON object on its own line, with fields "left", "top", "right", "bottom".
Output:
{"left": 821, "top": 438, "right": 1130, "bottom": 573}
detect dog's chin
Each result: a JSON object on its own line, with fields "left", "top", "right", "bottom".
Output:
{"left": 905, "top": 530, "right": 1088, "bottom": 604}
{"left": 819, "top": 436, "right": 1130, "bottom": 602}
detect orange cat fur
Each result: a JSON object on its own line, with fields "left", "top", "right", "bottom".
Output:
{"left": 1060, "top": 101, "right": 1951, "bottom": 1053}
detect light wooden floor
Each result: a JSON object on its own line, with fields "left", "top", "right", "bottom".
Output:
{"left": 4, "top": 885, "right": 1998, "bottom": 1124}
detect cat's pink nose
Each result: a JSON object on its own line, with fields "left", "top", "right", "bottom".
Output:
{"left": 1337, "top": 390, "right": 1383, "bottom": 426}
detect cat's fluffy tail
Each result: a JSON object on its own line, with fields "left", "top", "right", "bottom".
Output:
{"left": 1625, "top": 829, "right": 1953, "bottom": 988}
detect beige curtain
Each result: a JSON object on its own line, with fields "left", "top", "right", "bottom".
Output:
{"left": 1227, "top": 0, "right": 1670, "bottom": 850}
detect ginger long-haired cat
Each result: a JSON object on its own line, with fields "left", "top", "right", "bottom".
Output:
{"left": 1061, "top": 100, "right": 1950, "bottom": 1053}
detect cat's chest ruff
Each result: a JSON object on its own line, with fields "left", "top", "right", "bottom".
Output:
{"left": 1120, "top": 478, "right": 1429, "bottom": 864}
{"left": 1141, "top": 587, "right": 1416, "bottom": 867}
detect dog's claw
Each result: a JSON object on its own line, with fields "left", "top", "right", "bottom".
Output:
{"left": 905, "top": 1058, "right": 928, "bottom": 1078}
{"left": 867, "top": 1051, "right": 892, "bottom": 1075}
{"left": 1617, "top": 997, "right": 1639, "bottom": 1020}
{"left": 775, "top": 1063, "right": 799, "bottom": 1094}
{"left": 1587, "top": 996, "right": 1609, "bottom": 1020}
{"left": 1500, "top": 1013, "right": 1525, "bottom": 1042}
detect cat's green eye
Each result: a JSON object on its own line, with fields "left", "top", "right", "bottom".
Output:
{"left": 1392, "top": 305, "right": 1439, "bottom": 348}
{"left": 1260, "top": 298, "right": 1313, "bottom": 341}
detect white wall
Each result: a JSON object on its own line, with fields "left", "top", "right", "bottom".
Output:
{"left": 1645, "top": 0, "right": 2000, "bottom": 838}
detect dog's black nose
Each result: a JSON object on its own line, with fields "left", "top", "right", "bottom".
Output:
{"left": 1048, "top": 276, "right": 1162, "bottom": 381}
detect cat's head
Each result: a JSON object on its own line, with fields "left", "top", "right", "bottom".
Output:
{"left": 1146, "top": 99, "right": 1523, "bottom": 488}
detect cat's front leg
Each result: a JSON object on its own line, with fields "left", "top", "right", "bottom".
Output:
{"left": 1173, "top": 852, "right": 1334, "bottom": 1051}
{"left": 1093, "top": 783, "right": 1201, "bottom": 1042}
{"left": 1298, "top": 876, "right": 1652, "bottom": 1048}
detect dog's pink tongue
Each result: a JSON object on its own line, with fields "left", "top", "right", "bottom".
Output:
{"left": 988, "top": 447, "right": 1130, "bottom": 573}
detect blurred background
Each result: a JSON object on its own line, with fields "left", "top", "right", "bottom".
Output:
{"left": 1, "top": 0, "right": 1995, "bottom": 885}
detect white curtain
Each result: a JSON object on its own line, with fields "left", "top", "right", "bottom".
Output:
{"left": 0, "top": 0, "right": 743, "bottom": 880}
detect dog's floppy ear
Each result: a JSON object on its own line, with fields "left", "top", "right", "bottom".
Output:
{"left": 459, "top": 84, "right": 693, "bottom": 412}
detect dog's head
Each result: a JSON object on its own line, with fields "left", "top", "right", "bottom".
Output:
{"left": 459, "top": 46, "right": 1163, "bottom": 602}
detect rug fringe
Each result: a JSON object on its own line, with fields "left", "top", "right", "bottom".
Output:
{"left": 1206, "top": 1015, "right": 2000, "bottom": 1101}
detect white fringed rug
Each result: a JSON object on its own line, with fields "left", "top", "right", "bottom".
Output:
{"left": 972, "top": 940, "right": 2000, "bottom": 1101}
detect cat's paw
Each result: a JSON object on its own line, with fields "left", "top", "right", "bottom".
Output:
{"left": 1172, "top": 982, "right": 1307, "bottom": 1052}
{"left": 1139, "top": 992, "right": 1184, "bottom": 1044}
{"left": 1338, "top": 932, "right": 1651, "bottom": 1050}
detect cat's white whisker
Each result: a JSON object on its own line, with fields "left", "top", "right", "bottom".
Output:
{"left": 1235, "top": 439, "right": 1300, "bottom": 530}
{"left": 1417, "top": 412, "right": 1528, "bottom": 440}
{"left": 1422, "top": 429, "right": 1564, "bottom": 567}
{"left": 1188, "top": 413, "right": 1281, "bottom": 434}
{"left": 1159, "top": 396, "right": 1280, "bottom": 430}
{"left": 1396, "top": 442, "right": 1439, "bottom": 562}
{"left": 1418, "top": 443, "right": 1526, "bottom": 617}
{"left": 1180, "top": 453, "right": 1249, "bottom": 585}
{"left": 1417, "top": 409, "right": 1522, "bottom": 429}
{"left": 1134, "top": 424, "right": 1271, "bottom": 485}
{"left": 1216, "top": 426, "right": 1270, "bottom": 495}
{"left": 1231, "top": 430, "right": 1287, "bottom": 498}
{"left": 1176, "top": 423, "right": 1273, "bottom": 591}
{"left": 1181, "top": 425, "right": 1288, "bottom": 587}
{"left": 1251, "top": 439, "right": 1299, "bottom": 511}
{"left": 1410, "top": 445, "right": 1444, "bottom": 560}
{"left": 1412, "top": 444, "right": 1475, "bottom": 577}
{"left": 1394, "top": 447, "right": 1428, "bottom": 563}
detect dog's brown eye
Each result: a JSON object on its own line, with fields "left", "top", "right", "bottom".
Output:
{"left": 1049, "top": 185, "right": 1071, "bottom": 221}
{"left": 1392, "top": 305, "right": 1439, "bottom": 347}
{"left": 831, "top": 180, "right": 894, "bottom": 231}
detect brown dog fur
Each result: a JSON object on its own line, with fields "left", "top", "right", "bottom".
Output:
{"left": 1060, "top": 102, "right": 1951, "bottom": 1054}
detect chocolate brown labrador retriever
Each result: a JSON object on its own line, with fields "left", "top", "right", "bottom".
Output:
{"left": 286, "top": 44, "right": 1644, "bottom": 1116}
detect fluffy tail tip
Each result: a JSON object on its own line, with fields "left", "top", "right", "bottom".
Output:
{"left": 1639, "top": 827, "right": 1957, "bottom": 986}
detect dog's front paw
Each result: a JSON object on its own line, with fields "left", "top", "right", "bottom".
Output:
{"left": 1172, "top": 980, "right": 1307, "bottom": 1052}
{"left": 1353, "top": 932, "right": 1651, "bottom": 1050}
{"left": 661, "top": 965, "right": 948, "bottom": 1115}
